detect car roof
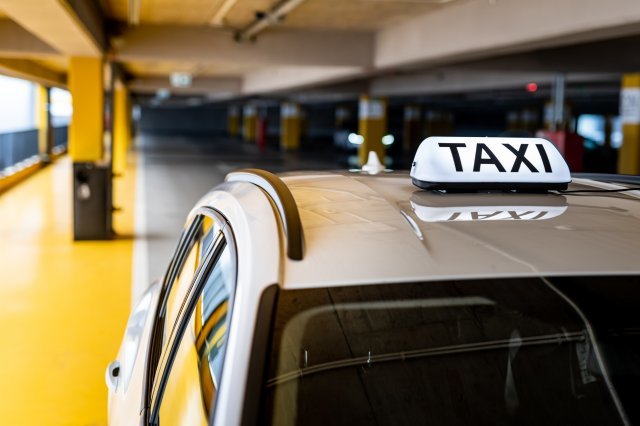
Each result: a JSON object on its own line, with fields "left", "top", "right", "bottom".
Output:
{"left": 278, "top": 171, "right": 640, "bottom": 289}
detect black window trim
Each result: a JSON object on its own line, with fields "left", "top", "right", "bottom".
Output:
{"left": 241, "top": 284, "right": 280, "bottom": 426}
{"left": 145, "top": 207, "right": 237, "bottom": 425}
{"left": 142, "top": 208, "right": 233, "bottom": 424}
{"left": 140, "top": 216, "right": 203, "bottom": 420}
{"left": 149, "top": 232, "right": 225, "bottom": 406}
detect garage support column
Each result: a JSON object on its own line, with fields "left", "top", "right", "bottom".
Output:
{"left": 545, "top": 74, "right": 573, "bottom": 133}
{"left": 358, "top": 95, "right": 387, "bottom": 166}
{"left": 69, "top": 56, "right": 112, "bottom": 241}
{"left": 335, "top": 106, "right": 350, "bottom": 130}
{"left": 618, "top": 74, "right": 640, "bottom": 174}
{"left": 243, "top": 105, "right": 257, "bottom": 142}
{"left": 69, "top": 57, "right": 104, "bottom": 162}
{"left": 403, "top": 105, "right": 421, "bottom": 153}
{"left": 112, "top": 81, "right": 130, "bottom": 176}
{"left": 281, "top": 102, "right": 301, "bottom": 151}
{"left": 228, "top": 106, "right": 240, "bottom": 138}
{"left": 36, "top": 84, "right": 52, "bottom": 162}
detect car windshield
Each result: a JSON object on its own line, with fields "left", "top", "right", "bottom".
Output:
{"left": 258, "top": 276, "right": 640, "bottom": 425}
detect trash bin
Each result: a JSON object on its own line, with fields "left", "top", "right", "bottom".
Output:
{"left": 73, "top": 162, "right": 113, "bottom": 240}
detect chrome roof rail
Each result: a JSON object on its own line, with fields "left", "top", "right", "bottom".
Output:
{"left": 225, "top": 168, "right": 304, "bottom": 260}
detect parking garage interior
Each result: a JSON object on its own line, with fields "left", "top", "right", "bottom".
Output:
{"left": 1, "top": 0, "right": 640, "bottom": 424}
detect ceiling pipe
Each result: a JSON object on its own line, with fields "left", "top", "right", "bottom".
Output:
{"left": 236, "top": 0, "right": 307, "bottom": 42}
{"left": 210, "top": 0, "right": 240, "bottom": 26}
{"left": 128, "top": 0, "right": 141, "bottom": 26}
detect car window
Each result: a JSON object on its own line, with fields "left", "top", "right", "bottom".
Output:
{"left": 258, "top": 276, "right": 639, "bottom": 426}
{"left": 149, "top": 215, "right": 222, "bottom": 407}
{"left": 156, "top": 240, "right": 236, "bottom": 425}
{"left": 164, "top": 216, "right": 220, "bottom": 345}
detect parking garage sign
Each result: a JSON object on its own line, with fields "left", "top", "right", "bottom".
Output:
{"left": 620, "top": 88, "right": 640, "bottom": 125}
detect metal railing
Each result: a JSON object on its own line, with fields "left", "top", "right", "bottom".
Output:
{"left": 53, "top": 126, "right": 68, "bottom": 151}
{"left": 0, "top": 125, "right": 68, "bottom": 174}
{"left": 0, "top": 129, "right": 39, "bottom": 172}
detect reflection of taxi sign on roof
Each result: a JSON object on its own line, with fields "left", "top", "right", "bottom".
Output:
{"left": 410, "top": 192, "right": 568, "bottom": 222}
{"left": 410, "top": 137, "right": 571, "bottom": 191}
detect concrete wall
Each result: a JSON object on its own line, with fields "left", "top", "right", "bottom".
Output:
{"left": 138, "top": 104, "right": 228, "bottom": 136}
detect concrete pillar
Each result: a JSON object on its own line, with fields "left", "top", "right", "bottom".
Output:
{"left": 521, "top": 108, "right": 539, "bottom": 134}
{"left": 335, "top": 106, "right": 351, "bottom": 130}
{"left": 619, "top": 74, "right": 640, "bottom": 174}
{"left": 228, "top": 106, "right": 240, "bottom": 137}
{"left": 112, "top": 81, "right": 130, "bottom": 176}
{"left": 300, "top": 108, "right": 308, "bottom": 142}
{"left": 545, "top": 74, "right": 570, "bottom": 132}
{"left": 506, "top": 111, "right": 520, "bottom": 131}
{"left": 543, "top": 101, "right": 571, "bottom": 131}
{"left": 604, "top": 115, "right": 613, "bottom": 149}
{"left": 68, "top": 57, "right": 104, "bottom": 162}
{"left": 280, "top": 102, "right": 301, "bottom": 151}
{"left": 242, "top": 104, "right": 257, "bottom": 142}
{"left": 36, "top": 84, "right": 52, "bottom": 162}
{"left": 358, "top": 95, "right": 387, "bottom": 166}
{"left": 424, "top": 110, "right": 453, "bottom": 137}
{"left": 403, "top": 105, "right": 421, "bottom": 153}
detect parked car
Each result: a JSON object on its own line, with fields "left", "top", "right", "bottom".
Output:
{"left": 108, "top": 137, "right": 640, "bottom": 426}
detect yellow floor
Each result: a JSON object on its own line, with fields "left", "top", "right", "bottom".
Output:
{"left": 0, "top": 156, "right": 136, "bottom": 425}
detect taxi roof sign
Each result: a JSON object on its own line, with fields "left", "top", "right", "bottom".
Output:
{"left": 410, "top": 137, "right": 571, "bottom": 191}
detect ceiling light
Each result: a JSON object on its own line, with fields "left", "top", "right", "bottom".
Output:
{"left": 170, "top": 72, "right": 192, "bottom": 88}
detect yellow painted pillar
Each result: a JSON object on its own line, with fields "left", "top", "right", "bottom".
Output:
{"left": 242, "top": 105, "right": 256, "bottom": 142}
{"left": 36, "top": 84, "right": 52, "bottom": 161}
{"left": 281, "top": 102, "right": 301, "bottom": 151}
{"left": 358, "top": 95, "right": 387, "bottom": 166}
{"left": 619, "top": 74, "right": 640, "bottom": 174}
{"left": 126, "top": 95, "right": 134, "bottom": 151}
{"left": 228, "top": 106, "right": 240, "bottom": 137}
{"left": 68, "top": 57, "right": 104, "bottom": 162}
{"left": 112, "top": 82, "right": 130, "bottom": 176}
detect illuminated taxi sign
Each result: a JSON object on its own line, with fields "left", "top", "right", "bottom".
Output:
{"left": 410, "top": 137, "right": 571, "bottom": 191}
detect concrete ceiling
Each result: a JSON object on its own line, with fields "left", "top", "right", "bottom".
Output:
{"left": 124, "top": 59, "right": 256, "bottom": 77}
{"left": 104, "top": 0, "right": 455, "bottom": 30}
{"left": 0, "top": 0, "right": 639, "bottom": 100}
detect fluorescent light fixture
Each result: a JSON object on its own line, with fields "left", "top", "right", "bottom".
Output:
{"left": 348, "top": 133, "right": 364, "bottom": 145}
{"left": 382, "top": 134, "right": 395, "bottom": 146}
{"left": 128, "top": 0, "right": 141, "bottom": 26}
{"left": 170, "top": 72, "right": 192, "bottom": 88}
{"left": 210, "top": 0, "right": 239, "bottom": 26}
{"left": 155, "top": 89, "right": 170, "bottom": 100}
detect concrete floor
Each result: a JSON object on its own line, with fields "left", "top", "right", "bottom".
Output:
{"left": 0, "top": 156, "right": 135, "bottom": 425}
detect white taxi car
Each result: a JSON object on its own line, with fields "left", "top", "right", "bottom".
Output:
{"left": 108, "top": 137, "right": 640, "bottom": 426}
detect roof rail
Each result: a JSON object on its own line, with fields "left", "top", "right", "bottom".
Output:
{"left": 225, "top": 169, "right": 304, "bottom": 261}
{"left": 572, "top": 173, "right": 640, "bottom": 186}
